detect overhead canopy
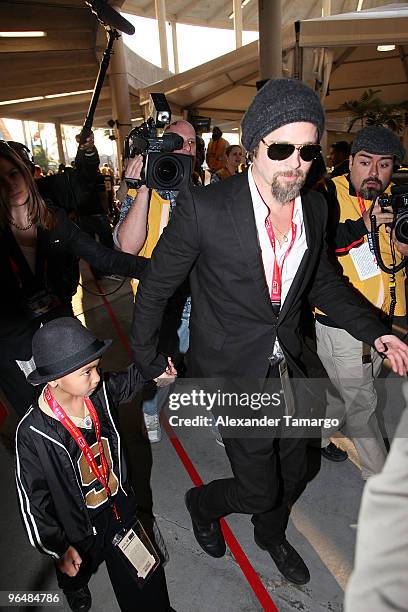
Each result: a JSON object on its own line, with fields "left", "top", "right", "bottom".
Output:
{"left": 137, "top": 3, "right": 408, "bottom": 132}
{"left": 0, "top": 0, "right": 170, "bottom": 128}
{"left": 121, "top": 0, "right": 403, "bottom": 31}
{"left": 0, "top": 0, "right": 407, "bottom": 131}
{"left": 300, "top": 3, "right": 408, "bottom": 46}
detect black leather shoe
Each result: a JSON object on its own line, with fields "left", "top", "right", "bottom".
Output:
{"left": 185, "top": 488, "right": 226, "bottom": 558}
{"left": 321, "top": 441, "right": 348, "bottom": 462}
{"left": 255, "top": 536, "right": 310, "bottom": 585}
{"left": 65, "top": 586, "right": 92, "bottom": 612}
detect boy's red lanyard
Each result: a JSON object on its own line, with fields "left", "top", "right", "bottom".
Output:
{"left": 44, "top": 385, "right": 120, "bottom": 520}
{"left": 264, "top": 200, "right": 297, "bottom": 313}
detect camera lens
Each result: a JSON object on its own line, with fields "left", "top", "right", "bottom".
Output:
{"left": 152, "top": 155, "right": 182, "bottom": 188}
{"left": 146, "top": 152, "right": 191, "bottom": 190}
{"left": 395, "top": 211, "right": 408, "bottom": 245}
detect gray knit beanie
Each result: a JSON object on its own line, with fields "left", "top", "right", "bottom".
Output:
{"left": 241, "top": 78, "right": 325, "bottom": 153}
{"left": 351, "top": 125, "right": 405, "bottom": 161}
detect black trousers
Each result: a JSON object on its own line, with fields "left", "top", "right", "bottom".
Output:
{"left": 56, "top": 497, "right": 171, "bottom": 612}
{"left": 193, "top": 434, "right": 308, "bottom": 546}
{"left": 192, "top": 366, "right": 309, "bottom": 546}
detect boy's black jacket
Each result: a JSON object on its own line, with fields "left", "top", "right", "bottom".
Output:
{"left": 15, "top": 364, "right": 145, "bottom": 559}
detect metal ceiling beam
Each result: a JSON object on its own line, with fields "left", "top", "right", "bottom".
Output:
{"left": 0, "top": 31, "right": 94, "bottom": 53}
{"left": 330, "top": 80, "right": 408, "bottom": 92}
{"left": 189, "top": 70, "right": 258, "bottom": 108}
{"left": 1, "top": 67, "right": 98, "bottom": 93}
{"left": 194, "top": 107, "right": 244, "bottom": 120}
{"left": 331, "top": 47, "right": 356, "bottom": 74}
{"left": 398, "top": 45, "right": 408, "bottom": 82}
{"left": 0, "top": 50, "right": 97, "bottom": 74}
{"left": 175, "top": 0, "right": 202, "bottom": 20}
{"left": 0, "top": 89, "right": 110, "bottom": 116}
{"left": 207, "top": 0, "right": 232, "bottom": 24}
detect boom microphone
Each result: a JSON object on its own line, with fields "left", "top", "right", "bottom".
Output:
{"left": 85, "top": 0, "right": 135, "bottom": 35}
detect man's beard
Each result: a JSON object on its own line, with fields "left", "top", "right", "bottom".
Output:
{"left": 271, "top": 169, "right": 306, "bottom": 203}
{"left": 359, "top": 176, "right": 383, "bottom": 200}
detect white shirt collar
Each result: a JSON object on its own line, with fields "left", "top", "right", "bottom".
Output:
{"left": 248, "top": 165, "right": 303, "bottom": 222}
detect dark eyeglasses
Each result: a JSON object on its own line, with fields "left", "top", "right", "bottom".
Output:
{"left": 261, "top": 139, "right": 321, "bottom": 162}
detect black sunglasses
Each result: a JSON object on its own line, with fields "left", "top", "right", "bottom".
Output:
{"left": 261, "top": 139, "right": 321, "bottom": 162}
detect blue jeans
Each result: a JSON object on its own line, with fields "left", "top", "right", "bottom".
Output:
{"left": 143, "top": 298, "right": 190, "bottom": 416}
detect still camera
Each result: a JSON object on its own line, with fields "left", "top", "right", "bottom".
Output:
{"left": 378, "top": 184, "right": 408, "bottom": 244}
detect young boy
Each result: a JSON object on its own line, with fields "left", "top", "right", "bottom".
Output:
{"left": 15, "top": 317, "right": 176, "bottom": 612}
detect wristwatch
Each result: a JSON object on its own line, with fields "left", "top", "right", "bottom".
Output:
{"left": 125, "top": 178, "right": 145, "bottom": 190}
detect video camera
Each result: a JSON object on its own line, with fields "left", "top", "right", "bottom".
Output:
{"left": 124, "top": 93, "right": 192, "bottom": 191}
{"left": 378, "top": 184, "right": 408, "bottom": 244}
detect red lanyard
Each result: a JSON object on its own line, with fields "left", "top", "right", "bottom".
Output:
{"left": 356, "top": 193, "right": 367, "bottom": 216}
{"left": 264, "top": 200, "right": 297, "bottom": 311}
{"left": 44, "top": 385, "right": 120, "bottom": 520}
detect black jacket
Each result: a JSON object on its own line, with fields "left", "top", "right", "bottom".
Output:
{"left": 131, "top": 171, "right": 388, "bottom": 381}
{"left": 0, "top": 207, "right": 147, "bottom": 339}
{"left": 15, "top": 365, "right": 145, "bottom": 559}
{"left": 37, "top": 146, "right": 100, "bottom": 214}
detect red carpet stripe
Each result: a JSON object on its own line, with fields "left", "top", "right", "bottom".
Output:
{"left": 95, "top": 280, "right": 279, "bottom": 611}
{"left": 0, "top": 400, "right": 8, "bottom": 427}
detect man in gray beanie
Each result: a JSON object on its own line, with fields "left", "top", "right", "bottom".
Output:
{"left": 131, "top": 79, "right": 408, "bottom": 587}
{"left": 316, "top": 124, "right": 408, "bottom": 474}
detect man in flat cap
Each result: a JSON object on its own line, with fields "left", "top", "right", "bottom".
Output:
{"left": 316, "top": 125, "right": 408, "bottom": 476}
{"left": 131, "top": 80, "right": 408, "bottom": 585}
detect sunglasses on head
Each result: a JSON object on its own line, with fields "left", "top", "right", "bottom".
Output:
{"left": 261, "top": 139, "right": 321, "bottom": 162}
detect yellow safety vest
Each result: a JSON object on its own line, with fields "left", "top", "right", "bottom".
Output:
{"left": 130, "top": 190, "right": 171, "bottom": 296}
{"left": 317, "top": 174, "right": 406, "bottom": 317}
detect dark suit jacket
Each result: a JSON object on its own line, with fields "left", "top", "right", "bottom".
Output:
{"left": 131, "top": 171, "right": 388, "bottom": 381}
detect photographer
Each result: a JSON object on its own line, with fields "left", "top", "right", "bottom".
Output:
{"left": 315, "top": 126, "right": 407, "bottom": 477}
{"left": 114, "top": 119, "right": 197, "bottom": 443}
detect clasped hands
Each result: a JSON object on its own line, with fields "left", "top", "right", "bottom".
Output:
{"left": 154, "top": 357, "right": 177, "bottom": 387}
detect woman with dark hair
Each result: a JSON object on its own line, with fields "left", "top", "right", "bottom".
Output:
{"left": 210, "top": 145, "right": 243, "bottom": 183}
{"left": 0, "top": 141, "right": 147, "bottom": 417}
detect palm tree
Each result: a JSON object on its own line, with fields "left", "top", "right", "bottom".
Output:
{"left": 341, "top": 89, "right": 408, "bottom": 133}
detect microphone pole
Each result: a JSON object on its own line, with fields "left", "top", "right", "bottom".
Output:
{"left": 79, "top": 1, "right": 135, "bottom": 144}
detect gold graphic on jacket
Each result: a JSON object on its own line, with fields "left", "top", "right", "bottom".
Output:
{"left": 78, "top": 437, "right": 119, "bottom": 508}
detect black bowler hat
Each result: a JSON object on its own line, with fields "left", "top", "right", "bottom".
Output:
{"left": 27, "top": 317, "right": 112, "bottom": 385}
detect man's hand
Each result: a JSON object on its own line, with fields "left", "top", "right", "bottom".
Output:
{"left": 154, "top": 357, "right": 177, "bottom": 387}
{"left": 374, "top": 335, "right": 408, "bottom": 376}
{"left": 385, "top": 226, "right": 408, "bottom": 257}
{"left": 56, "top": 545, "right": 82, "bottom": 577}
{"left": 124, "top": 154, "right": 144, "bottom": 182}
{"left": 75, "top": 131, "right": 95, "bottom": 153}
{"left": 363, "top": 201, "right": 393, "bottom": 231}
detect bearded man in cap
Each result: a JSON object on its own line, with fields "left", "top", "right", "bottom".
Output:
{"left": 131, "top": 79, "right": 408, "bottom": 585}
{"left": 316, "top": 126, "right": 408, "bottom": 475}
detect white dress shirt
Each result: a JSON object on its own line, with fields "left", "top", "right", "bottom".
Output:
{"left": 248, "top": 166, "right": 308, "bottom": 305}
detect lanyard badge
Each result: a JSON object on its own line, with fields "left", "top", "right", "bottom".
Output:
{"left": 45, "top": 386, "right": 166, "bottom": 585}
{"left": 264, "top": 200, "right": 297, "bottom": 315}
{"left": 44, "top": 386, "right": 120, "bottom": 520}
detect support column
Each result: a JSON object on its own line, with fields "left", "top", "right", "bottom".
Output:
{"left": 155, "top": 0, "right": 169, "bottom": 71}
{"left": 322, "top": 0, "right": 331, "bottom": 16}
{"left": 22, "top": 120, "right": 31, "bottom": 151}
{"left": 258, "top": 0, "right": 282, "bottom": 80}
{"left": 171, "top": 20, "right": 179, "bottom": 73}
{"left": 108, "top": 26, "right": 132, "bottom": 173}
{"left": 233, "top": 0, "right": 243, "bottom": 49}
{"left": 54, "top": 120, "right": 65, "bottom": 165}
